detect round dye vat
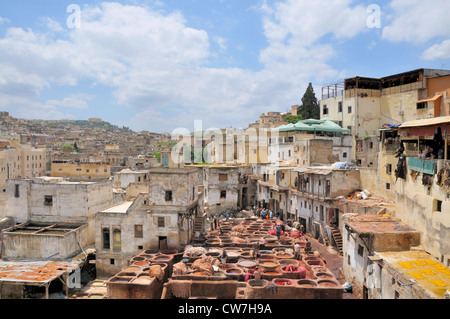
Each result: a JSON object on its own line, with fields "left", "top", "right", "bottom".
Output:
{"left": 273, "top": 279, "right": 293, "bottom": 286}
{"left": 281, "top": 265, "right": 298, "bottom": 273}
{"left": 297, "top": 279, "right": 317, "bottom": 288}
{"left": 133, "top": 261, "right": 150, "bottom": 267}
{"left": 317, "top": 280, "right": 339, "bottom": 288}
{"left": 238, "top": 260, "right": 258, "bottom": 268}
{"left": 264, "top": 271, "right": 281, "bottom": 276}
{"left": 248, "top": 279, "right": 268, "bottom": 288}
{"left": 315, "top": 272, "right": 333, "bottom": 279}
{"left": 226, "top": 268, "right": 243, "bottom": 275}
{"left": 122, "top": 266, "right": 141, "bottom": 273}
{"left": 278, "top": 259, "right": 299, "bottom": 267}
{"left": 153, "top": 255, "right": 171, "bottom": 262}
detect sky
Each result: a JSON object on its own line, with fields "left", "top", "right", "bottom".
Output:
{"left": 0, "top": 0, "right": 450, "bottom": 134}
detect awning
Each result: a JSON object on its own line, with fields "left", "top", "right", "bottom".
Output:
{"left": 399, "top": 116, "right": 450, "bottom": 129}
{"left": 417, "top": 94, "right": 442, "bottom": 104}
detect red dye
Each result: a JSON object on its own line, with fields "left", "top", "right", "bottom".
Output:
{"left": 275, "top": 280, "right": 292, "bottom": 286}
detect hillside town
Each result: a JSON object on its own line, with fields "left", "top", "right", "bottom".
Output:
{"left": 0, "top": 68, "right": 450, "bottom": 301}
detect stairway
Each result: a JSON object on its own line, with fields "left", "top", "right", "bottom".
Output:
{"left": 331, "top": 227, "right": 343, "bottom": 255}
{"left": 316, "top": 222, "right": 330, "bottom": 246}
{"left": 193, "top": 216, "right": 204, "bottom": 235}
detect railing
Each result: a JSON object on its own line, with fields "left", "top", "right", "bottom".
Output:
{"left": 407, "top": 157, "right": 437, "bottom": 175}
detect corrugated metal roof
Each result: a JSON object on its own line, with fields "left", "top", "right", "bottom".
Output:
{"left": 303, "top": 169, "right": 333, "bottom": 175}
{"left": 0, "top": 260, "right": 81, "bottom": 284}
{"left": 399, "top": 116, "right": 450, "bottom": 128}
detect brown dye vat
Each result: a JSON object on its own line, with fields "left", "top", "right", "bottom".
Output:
{"left": 131, "top": 256, "right": 146, "bottom": 262}
{"left": 278, "top": 259, "right": 299, "bottom": 267}
{"left": 276, "top": 253, "right": 294, "bottom": 259}
{"left": 317, "top": 280, "right": 339, "bottom": 288}
{"left": 259, "top": 261, "right": 279, "bottom": 271}
{"left": 248, "top": 279, "right": 268, "bottom": 288}
{"left": 205, "top": 251, "right": 220, "bottom": 257}
{"left": 110, "top": 276, "right": 133, "bottom": 283}
{"left": 312, "top": 267, "right": 328, "bottom": 273}
{"left": 140, "top": 253, "right": 155, "bottom": 258}
{"left": 315, "top": 272, "right": 333, "bottom": 279}
{"left": 239, "top": 252, "right": 253, "bottom": 258}
{"left": 133, "top": 274, "right": 153, "bottom": 284}
{"left": 226, "top": 268, "right": 243, "bottom": 275}
{"left": 153, "top": 255, "right": 172, "bottom": 262}
{"left": 297, "top": 279, "right": 318, "bottom": 288}
{"left": 122, "top": 266, "right": 142, "bottom": 272}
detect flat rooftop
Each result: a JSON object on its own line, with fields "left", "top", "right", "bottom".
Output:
{"left": 99, "top": 200, "right": 134, "bottom": 214}
{"left": 376, "top": 250, "right": 450, "bottom": 299}
{"left": 345, "top": 215, "right": 417, "bottom": 234}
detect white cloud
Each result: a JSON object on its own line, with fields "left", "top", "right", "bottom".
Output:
{"left": 382, "top": 0, "right": 450, "bottom": 44}
{"left": 46, "top": 97, "right": 90, "bottom": 109}
{"left": 0, "top": 1, "right": 372, "bottom": 132}
{"left": 422, "top": 40, "right": 450, "bottom": 61}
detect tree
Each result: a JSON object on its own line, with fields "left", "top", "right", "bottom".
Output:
{"left": 283, "top": 114, "right": 303, "bottom": 124}
{"left": 299, "top": 83, "right": 320, "bottom": 120}
{"left": 61, "top": 144, "right": 75, "bottom": 152}
{"left": 73, "top": 142, "right": 79, "bottom": 152}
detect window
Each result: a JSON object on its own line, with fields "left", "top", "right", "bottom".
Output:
{"left": 135, "top": 225, "right": 143, "bottom": 238}
{"left": 343, "top": 152, "right": 347, "bottom": 158}
{"left": 110, "top": 259, "right": 115, "bottom": 265}
{"left": 86, "top": 169, "right": 90, "bottom": 173}
{"left": 323, "top": 105, "right": 328, "bottom": 115}
{"left": 348, "top": 106, "right": 352, "bottom": 113}
{"left": 14, "top": 184, "right": 20, "bottom": 198}
{"left": 102, "top": 228, "right": 110, "bottom": 250}
{"left": 386, "top": 183, "right": 391, "bottom": 190}
{"left": 358, "top": 244, "right": 364, "bottom": 257}
{"left": 165, "top": 191, "right": 173, "bottom": 202}
{"left": 219, "top": 174, "right": 228, "bottom": 181}
{"left": 417, "top": 102, "right": 427, "bottom": 110}
{"left": 113, "top": 229, "right": 121, "bottom": 252}
{"left": 158, "top": 217, "right": 165, "bottom": 228}
{"left": 338, "top": 102, "right": 343, "bottom": 113}
{"left": 386, "top": 164, "right": 392, "bottom": 175}
{"left": 220, "top": 190, "right": 227, "bottom": 198}
{"left": 44, "top": 195, "right": 53, "bottom": 207}
{"left": 435, "top": 200, "right": 442, "bottom": 212}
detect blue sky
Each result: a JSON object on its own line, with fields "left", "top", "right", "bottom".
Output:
{"left": 0, "top": 0, "right": 449, "bottom": 133}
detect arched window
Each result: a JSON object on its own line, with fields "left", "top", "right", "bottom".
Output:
{"left": 102, "top": 228, "right": 110, "bottom": 250}
{"left": 113, "top": 229, "right": 121, "bottom": 252}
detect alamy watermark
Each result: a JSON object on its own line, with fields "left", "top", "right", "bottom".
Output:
{"left": 367, "top": 4, "right": 381, "bottom": 29}
{"left": 67, "top": 4, "right": 81, "bottom": 29}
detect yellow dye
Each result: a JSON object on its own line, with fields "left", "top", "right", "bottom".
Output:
{"left": 398, "top": 262, "right": 413, "bottom": 269}
{"left": 418, "top": 269, "right": 435, "bottom": 276}
{"left": 397, "top": 259, "right": 450, "bottom": 296}
{"left": 426, "top": 279, "right": 447, "bottom": 287}
{"left": 408, "top": 273, "right": 425, "bottom": 280}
